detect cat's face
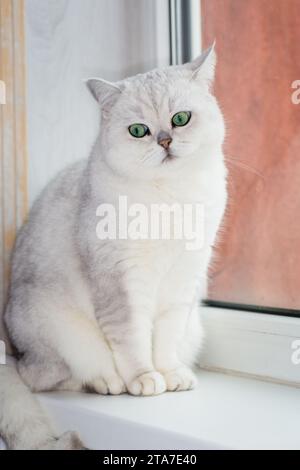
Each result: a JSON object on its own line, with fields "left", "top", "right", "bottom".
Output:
{"left": 87, "top": 46, "right": 225, "bottom": 179}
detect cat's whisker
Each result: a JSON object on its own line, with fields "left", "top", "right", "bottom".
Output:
{"left": 140, "top": 149, "right": 160, "bottom": 166}
{"left": 225, "top": 157, "right": 265, "bottom": 181}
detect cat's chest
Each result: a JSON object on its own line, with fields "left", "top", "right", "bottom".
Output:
{"left": 126, "top": 237, "right": 204, "bottom": 282}
{"left": 153, "top": 167, "right": 225, "bottom": 205}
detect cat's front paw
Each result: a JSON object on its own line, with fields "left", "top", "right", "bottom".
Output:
{"left": 163, "top": 366, "right": 197, "bottom": 392}
{"left": 87, "top": 375, "right": 126, "bottom": 395}
{"left": 128, "top": 371, "right": 166, "bottom": 396}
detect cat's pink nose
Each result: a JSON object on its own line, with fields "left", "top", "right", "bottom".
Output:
{"left": 157, "top": 131, "right": 172, "bottom": 150}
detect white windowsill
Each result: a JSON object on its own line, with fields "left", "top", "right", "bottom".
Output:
{"left": 38, "top": 370, "right": 300, "bottom": 450}
{"left": 2, "top": 306, "right": 300, "bottom": 450}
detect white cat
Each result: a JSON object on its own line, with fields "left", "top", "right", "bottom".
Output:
{"left": 0, "top": 45, "right": 227, "bottom": 449}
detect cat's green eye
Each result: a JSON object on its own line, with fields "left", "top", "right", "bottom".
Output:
{"left": 128, "top": 123, "right": 150, "bottom": 138}
{"left": 172, "top": 111, "right": 191, "bottom": 127}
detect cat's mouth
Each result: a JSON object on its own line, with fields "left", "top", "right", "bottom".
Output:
{"left": 162, "top": 153, "right": 177, "bottom": 164}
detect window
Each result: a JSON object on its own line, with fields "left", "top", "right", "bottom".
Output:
{"left": 170, "top": 0, "right": 300, "bottom": 384}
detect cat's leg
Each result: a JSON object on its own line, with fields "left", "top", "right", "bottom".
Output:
{"left": 103, "top": 312, "right": 166, "bottom": 396}
{"left": 17, "top": 329, "right": 125, "bottom": 395}
{"left": 153, "top": 304, "right": 198, "bottom": 391}
{"left": 57, "top": 377, "right": 126, "bottom": 395}
{"left": 153, "top": 302, "right": 202, "bottom": 391}
{"left": 6, "top": 292, "right": 125, "bottom": 395}
{"left": 153, "top": 252, "right": 205, "bottom": 392}
{"left": 45, "top": 307, "right": 126, "bottom": 395}
{"left": 18, "top": 351, "right": 121, "bottom": 394}
{"left": 114, "top": 317, "right": 166, "bottom": 397}
{"left": 95, "top": 269, "right": 166, "bottom": 396}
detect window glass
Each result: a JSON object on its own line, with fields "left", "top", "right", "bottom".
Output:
{"left": 201, "top": 0, "right": 300, "bottom": 312}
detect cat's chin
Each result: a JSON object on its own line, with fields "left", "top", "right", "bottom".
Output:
{"left": 162, "top": 153, "right": 177, "bottom": 164}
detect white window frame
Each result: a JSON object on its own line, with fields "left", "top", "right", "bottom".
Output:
{"left": 201, "top": 305, "right": 300, "bottom": 386}
{"left": 168, "top": 0, "right": 300, "bottom": 388}
{"left": 169, "top": 0, "right": 202, "bottom": 65}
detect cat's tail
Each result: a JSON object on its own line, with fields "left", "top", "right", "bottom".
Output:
{"left": 0, "top": 359, "right": 85, "bottom": 450}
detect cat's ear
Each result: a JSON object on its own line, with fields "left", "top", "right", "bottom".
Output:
{"left": 85, "top": 78, "right": 122, "bottom": 105}
{"left": 185, "top": 42, "right": 216, "bottom": 86}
